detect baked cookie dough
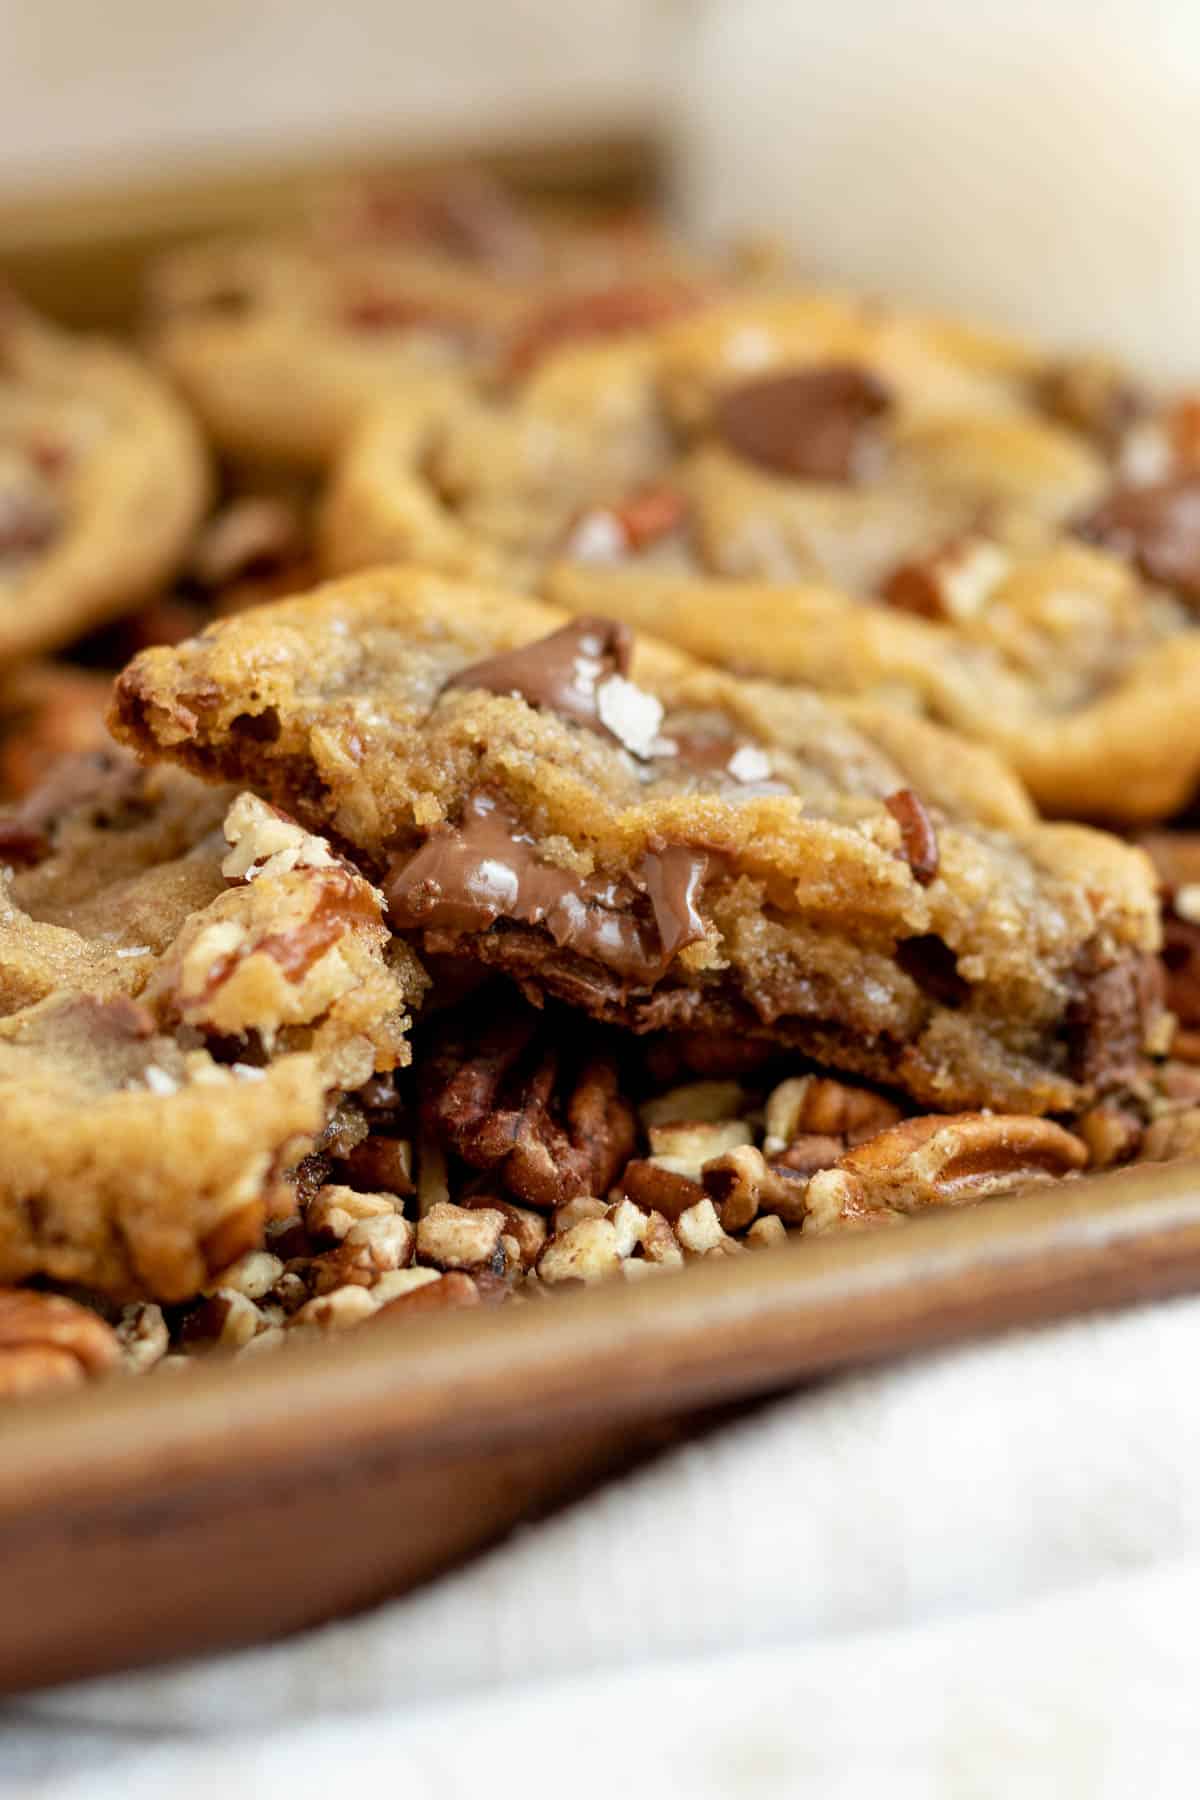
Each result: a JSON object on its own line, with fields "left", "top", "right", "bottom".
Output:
{"left": 320, "top": 289, "right": 1200, "bottom": 821}
{"left": 148, "top": 171, "right": 713, "bottom": 467}
{"left": 111, "top": 569, "right": 1163, "bottom": 1115}
{"left": 0, "top": 753, "right": 424, "bottom": 1298}
{"left": 0, "top": 292, "right": 210, "bottom": 663}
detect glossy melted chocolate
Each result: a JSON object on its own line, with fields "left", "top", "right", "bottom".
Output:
{"left": 443, "top": 616, "right": 633, "bottom": 738}
{"left": 384, "top": 791, "right": 707, "bottom": 984}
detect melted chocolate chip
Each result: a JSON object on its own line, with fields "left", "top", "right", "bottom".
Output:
{"left": 885, "top": 789, "right": 940, "bottom": 885}
{"left": 1075, "top": 475, "right": 1200, "bottom": 603}
{"left": 658, "top": 728, "right": 790, "bottom": 795}
{"left": 642, "top": 843, "right": 708, "bottom": 960}
{"left": 384, "top": 791, "right": 707, "bottom": 984}
{"left": 443, "top": 616, "right": 633, "bottom": 738}
{"left": 715, "top": 363, "right": 893, "bottom": 482}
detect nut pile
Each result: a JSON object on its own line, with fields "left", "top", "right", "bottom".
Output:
{"left": 6, "top": 989, "right": 1196, "bottom": 1401}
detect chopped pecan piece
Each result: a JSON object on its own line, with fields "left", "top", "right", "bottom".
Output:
{"left": 885, "top": 789, "right": 940, "bottom": 886}
{"left": 702, "top": 1143, "right": 810, "bottom": 1230}
{"left": 641, "top": 1078, "right": 746, "bottom": 1128}
{"left": 337, "top": 1135, "right": 415, "bottom": 1197}
{"left": 646, "top": 1118, "right": 753, "bottom": 1171}
{"left": 416, "top": 1201, "right": 506, "bottom": 1271}
{"left": 674, "top": 1197, "right": 731, "bottom": 1256}
{"left": 763, "top": 1073, "right": 903, "bottom": 1154}
{"left": 564, "top": 485, "right": 689, "bottom": 562}
{"left": 620, "top": 1158, "right": 707, "bottom": 1221}
{"left": 291, "top": 1285, "right": 378, "bottom": 1331}
{"left": 537, "top": 1217, "right": 623, "bottom": 1285}
{"left": 1074, "top": 1102, "right": 1143, "bottom": 1169}
{"left": 373, "top": 1270, "right": 482, "bottom": 1320}
{"left": 770, "top": 1135, "right": 846, "bottom": 1179}
{"left": 803, "top": 1169, "right": 907, "bottom": 1234}
{"left": 309, "top": 1212, "right": 414, "bottom": 1292}
{"left": 881, "top": 536, "right": 1010, "bottom": 623}
{"left": 115, "top": 1301, "right": 169, "bottom": 1372}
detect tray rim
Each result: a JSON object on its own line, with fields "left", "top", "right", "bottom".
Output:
{"left": 5, "top": 1157, "right": 1200, "bottom": 1525}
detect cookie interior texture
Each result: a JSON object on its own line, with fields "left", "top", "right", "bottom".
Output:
{"left": 111, "top": 569, "right": 1163, "bottom": 1116}
{"left": 0, "top": 752, "right": 423, "bottom": 1298}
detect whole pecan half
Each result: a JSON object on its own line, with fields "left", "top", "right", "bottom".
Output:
{"left": 0, "top": 1289, "right": 120, "bottom": 1400}
{"left": 834, "top": 1111, "right": 1087, "bottom": 1213}
{"left": 420, "top": 1000, "right": 636, "bottom": 1210}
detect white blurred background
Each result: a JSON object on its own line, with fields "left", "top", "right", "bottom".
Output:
{"left": 2, "top": 0, "right": 1198, "bottom": 376}
{"left": 0, "top": 0, "right": 657, "bottom": 193}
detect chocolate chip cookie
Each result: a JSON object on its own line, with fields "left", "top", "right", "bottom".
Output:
{"left": 110, "top": 570, "right": 1163, "bottom": 1114}
{"left": 0, "top": 291, "right": 211, "bottom": 662}
{"left": 148, "top": 170, "right": 712, "bottom": 468}
{"left": 0, "top": 752, "right": 424, "bottom": 1298}
{"left": 320, "top": 288, "right": 1200, "bottom": 822}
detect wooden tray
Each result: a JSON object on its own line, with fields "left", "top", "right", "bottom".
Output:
{"left": 4, "top": 1157, "right": 1200, "bottom": 1695}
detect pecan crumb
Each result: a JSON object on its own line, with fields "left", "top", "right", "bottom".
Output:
{"left": 885, "top": 789, "right": 940, "bottom": 885}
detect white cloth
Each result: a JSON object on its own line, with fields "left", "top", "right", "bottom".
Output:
{"left": 5, "top": 1290, "right": 1200, "bottom": 1795}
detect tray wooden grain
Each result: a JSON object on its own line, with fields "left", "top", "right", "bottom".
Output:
{"left": 4, "top": 1157, "right": 1200, "bottom": 1695}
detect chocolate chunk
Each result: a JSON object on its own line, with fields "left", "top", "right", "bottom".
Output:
{"left": 885, "top": 789, "right": 940, "bottom": 885}
{"left": 715, "top": 363, "right": 893, "bottom": 482}
{"left": 384, "top": 791, "right": 707, "bottom": 984}
{"left": 1075, "top": 475, "right": 1200, "bottom": 603}
{"left": 444, "top": 616, "right": 633, "bottom": 738}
